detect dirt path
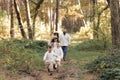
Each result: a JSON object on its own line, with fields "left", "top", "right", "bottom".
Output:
{"left": 0, "top": 59, "right": 96, "bottom": 80}
{"left": 18, "top": 59, "right": 96, "bottom": 80}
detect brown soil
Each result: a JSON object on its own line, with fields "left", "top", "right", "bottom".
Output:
{"left": 0, "top": 59, "right": 96, "bottom": 80}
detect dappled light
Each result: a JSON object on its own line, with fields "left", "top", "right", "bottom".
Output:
{"left": 0, "top": 0, "right": 120, "bottom": 80}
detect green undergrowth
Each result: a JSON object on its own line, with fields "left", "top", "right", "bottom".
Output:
{"left": 68, "top": 45, "right": 105, "bottom": 69}
{"left": 73, "top": 39, "right": 120, "bottom": 80}
{"left": 0, "top": 38, "right": 114, "bottom": 80}
{"left": 86, "top": 49, "right": 120, "bottom": 80}
{"left": 0, "top": 39, "right": 47, "bottom": 72}
{"left": 76, "top": 39, "right": 111, "bottom": 51}
{"left": 67, "top": 40, "right": 105, "bottom": 80}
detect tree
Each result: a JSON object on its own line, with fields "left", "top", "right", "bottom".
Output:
{"left": 92, "top": 0, "right": 97, "bottom": 38}
{"left": 49, "top": 0, "right": 55, "bottom": 35}
{"left": 24, "top": 0, "right": 33, "bottom": 40}
{"left": 109, "top": 0, "right": 120, "bottom": 49}
{"left": 14, "top": 0, "right": 27, "bottom": 39}
{"left": 55, "top": 0, "right": 59, "bottom": 31}
{"left": 32, "top": 0, "right": 44, "bottom": 38}
{"left": 10, "top": 0, "right": 14, "bottom": 38}
{"left": 95, "top": 5, "right": 109, "bottom": 38}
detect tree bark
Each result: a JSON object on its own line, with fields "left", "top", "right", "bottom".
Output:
{"left": 109, "top": 0, "right": 120, "bottom": 49}
{"left": 24, "top": 0, "right": 33, "bottom": 40}
{"left": 14, "top": 0, "right": 27, "bottom": 39}
{"left": 10, "top": 0, "right": 14, "bottom": 38}
{"left": 55, "top": 0, "right": 59, "bottom": 31}
{"left": 78, "top": 0, "right": 87, "bottom": 27}
{"left": 32, "top": 0, "right": 44, "bottom": 39}
{"left": 96, "top": 5, "right": 109, "bottom": 38}
{"left": 49, "top": 0, "right": 54, "bottom": 35}
{"left": 92, "top": 0, "right": 97, "bottom": 38}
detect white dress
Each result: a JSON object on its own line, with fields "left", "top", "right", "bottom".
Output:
{"left": 53, "top": 47, "right": 63, "bottom": 62}
{"left": 43, "top": 51, "right": 56, "bottom": 63}
{"left": 53, "top": 42, "right": 58, "bottom": 48}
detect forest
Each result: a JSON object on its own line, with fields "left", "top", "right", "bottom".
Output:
{"left": 0, "top": 0, "right": 120, "bottom": 80}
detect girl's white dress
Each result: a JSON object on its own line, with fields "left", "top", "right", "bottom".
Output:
{"left": 53, "top": 47, "right": 63, "bottom": 62}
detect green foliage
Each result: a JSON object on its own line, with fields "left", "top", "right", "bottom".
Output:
{"left": 0, "top": 39, "right": 47, "bottom": 71}
{"left": 24, "top": 40, "right": 48, "bottom": 51}
{"left": 0, "top": 76, "right": 4, "bottom": 80}
{"left": 76, "top": 39, "right": 111, "bottom": 51}
{"left": 0, "top": 11, "right": 6, "bottom": 18}
{"left": 86, "top": 50, "right": 120, "bottom": 80}
{"left": 0, "top": 11, "right": 9, "bottom": 38}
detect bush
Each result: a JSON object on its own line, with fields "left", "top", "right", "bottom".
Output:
{"left": 0, "top": 39, "right": 47, "bottom": 71}
{"left": 76, "top": 39, "right": 111, "bottom": 51}
{"left": 86, "top": 50, "right": 120, "bottom": 80}
{"left": 24, "top": 40, "right": 48, "bottom": 51}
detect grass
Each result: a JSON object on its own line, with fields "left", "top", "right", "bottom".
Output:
{"left": 67, "top": 42, "right": 105, "bottom": 69}
{"left": 0, "top": 39, "right": 47, "bottom": 71}
{"left": 86, "top": 49, "right": 120, "bottom": 80}
{"left": 0, "top": 38, "right": 106, "bottom": 80}
{"left": 66, "top": 40, "right": 106, "bottom": 80}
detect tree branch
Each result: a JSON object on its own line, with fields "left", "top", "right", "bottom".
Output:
{"left": 106, "top": 0, "right": 110, "bottom": 6}
{"left": 29, "top": 0, "right": 37, "bottom": 5}
{"left": 32, "top": 0, "right": 44, "bottom": 38}
{"left": 98, "top": 4, "right": 109, "bottom": 15}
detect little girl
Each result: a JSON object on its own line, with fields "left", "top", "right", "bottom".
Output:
{"left": 53, "top": 43, "right": 63, "bottom": 72}
{"left": 43, "top": 46, "right": 56, "bottom": 75}
{"left": 49, "top": 37, "right": 59, "bottom": 48}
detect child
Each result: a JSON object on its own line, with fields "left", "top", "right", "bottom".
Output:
{"left": 43, "top": 46, "right": 56, "bottom": 75}
{"left": 53, "top": 37, "right": 59, "bottom": 48}
{"left": 49, "top": 37, "right": 59, "bottom": 48}
{"left": 53, "top": 43, "right": 63, "bottom": 72}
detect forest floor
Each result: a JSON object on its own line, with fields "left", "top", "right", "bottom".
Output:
{"left": 0, "top": 37, "right": 104, "bottom": 80}
{"left": 0, "top": 47, "right": 103, "bottom": 80}
{"left": 0, "top": 58, "right": 96, "bottom": 80}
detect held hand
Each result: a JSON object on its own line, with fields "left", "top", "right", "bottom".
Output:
{"left": 68, "top": 44, "right": 70, "bottom": 48}
{"left": 68, "top": 44, "right": 70, "bottom": 47}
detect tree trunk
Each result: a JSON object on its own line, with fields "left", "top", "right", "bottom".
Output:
{"left": 32, "top": 0, "right": 44, "bottom": 39}
{"left": 77, "top": 0, "right": 87, "bottom": 27}
{"left": 92, "top": 0, "right": 97, "bottom": 38}
{"left": 14, "top": 0, "right": 27, "bottom": 39}
{"left": 96, "top": 5, "right": 109, "bottom": 38}
{"left": 10, "top": 0, "right": 14, "bottom": 38}
{"left": 24, "top": 0, "right": 33, "bottom": 40}
{"left": 55, "top": 0, "right": 59, "bottom": 31}
{"left": 49, "top": 0, "right": 54, "bottom": 35}
{"left": 109, "top": 0, "right": 120, "bottom": 49}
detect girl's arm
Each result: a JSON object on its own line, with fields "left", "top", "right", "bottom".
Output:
{"left": 60, "top": 48, "right": 64, "bottom": 59}
{"left": 43, "top": 52, "right": 47, "bottom": 61}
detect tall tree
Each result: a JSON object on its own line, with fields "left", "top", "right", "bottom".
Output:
{"left": 55, "top": 0, "right": 59, "bottom": 31}
{"left": 109, "top": 0, "right": 120, "bottom": 49}
{"left": 95, "top": 5, "right": 109, "bottom": 38}
{"left": 49, "top": 0, "right": 55, "bottom": 35}
{"left": 92, "top": 0, "right": 98, "bottom": 38}
{"left": 10, "top": 0, "right": 14, "bottom": 38}
{"left": 32, "top": 0, "right": 44, "bottom": 39}
{"left": 14, "top": 0, "right": 27, "bottom": 39}
{"left": 24, "top": 0, "right": 33, "bottom": 40}
{"left": 77, "top": 0, "right": 87, "bottom": 27}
